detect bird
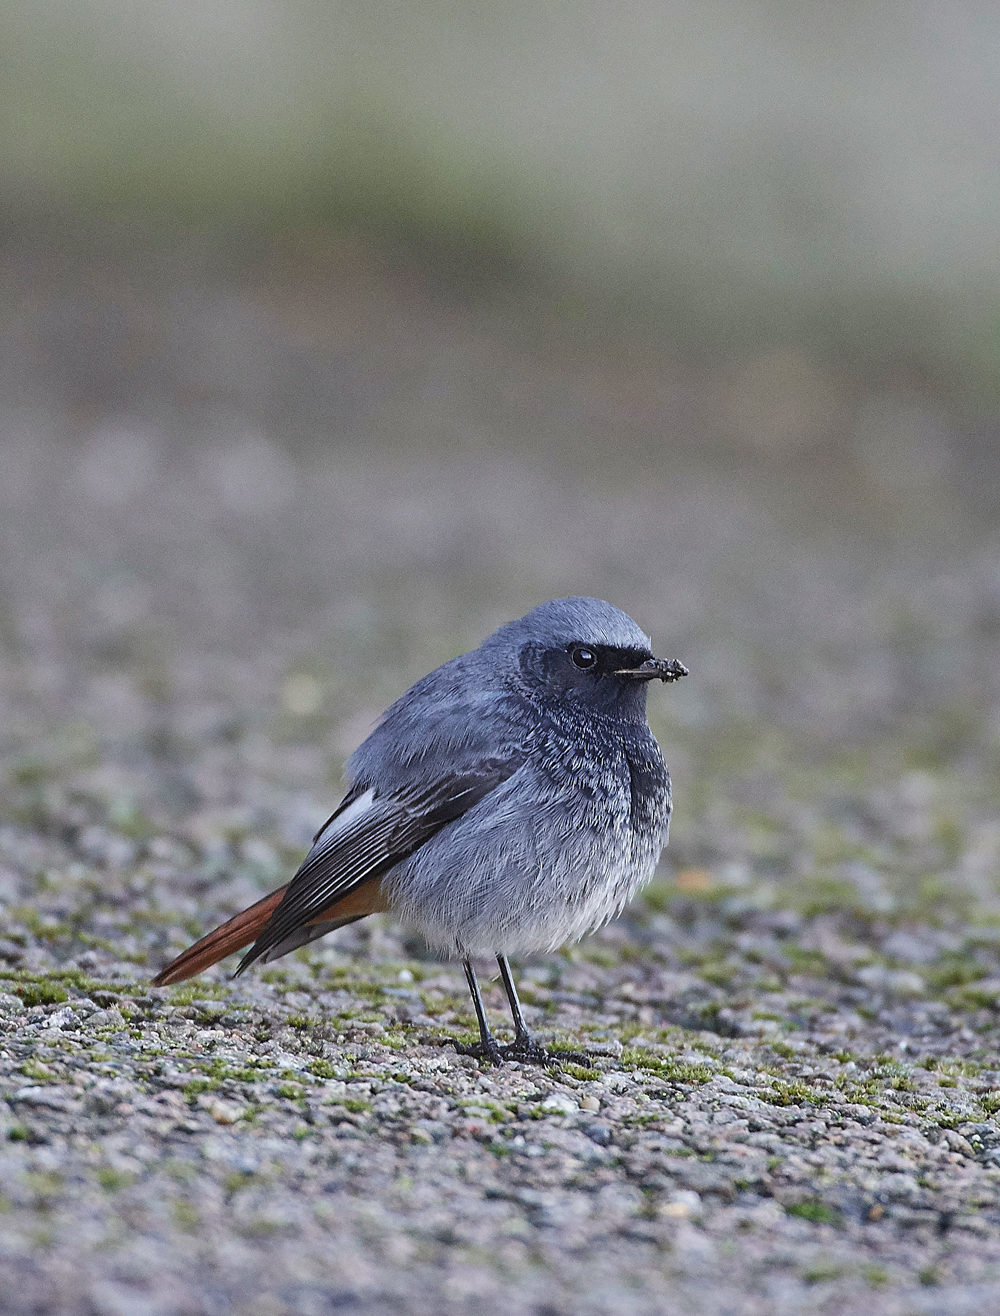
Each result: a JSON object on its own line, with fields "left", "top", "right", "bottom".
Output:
{"left": 151, "top": 597, "right": 688, "bottom": 1065}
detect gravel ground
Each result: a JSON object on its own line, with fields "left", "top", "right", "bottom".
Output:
{"left": 2, "top": 261, "right": 1000, "bottom": 1313}
{"left": 5, "top": 859, "right": 1000, "bottom": 1316}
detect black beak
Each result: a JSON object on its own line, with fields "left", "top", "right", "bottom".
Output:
{"left": 615, "top": 656, "right": 689, "bottom": 683}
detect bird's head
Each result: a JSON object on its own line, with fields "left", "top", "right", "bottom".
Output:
{"left": 483, "top": 597, "right": 688, "bottom": 717}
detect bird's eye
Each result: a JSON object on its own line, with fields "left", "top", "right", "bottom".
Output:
{"left": 570, "top": 646, "right": 598, "bottom": 670}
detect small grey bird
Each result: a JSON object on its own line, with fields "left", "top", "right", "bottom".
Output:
{"left": 152, "top": 598, "right": 688, "bottom": 1064}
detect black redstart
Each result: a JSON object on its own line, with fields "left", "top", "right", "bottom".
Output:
{"left": 152, "top": 597, "right": 687, "bottom": 1064}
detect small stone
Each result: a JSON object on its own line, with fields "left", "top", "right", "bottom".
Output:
{"left": 43, "top": 1006, "right": 78, "bottom": 1030}
{"left": 460, "top": 1105, "right": 494, "bottom": 1120}
{"left": 412, "top": 1120, "right": 450, "bottom": 1143}
{"left": 881, "top": 1173, "right": 921, "bottom": 1199}
{"left": 582, "top": 1123, "right": 612, "bottom": 1146}
{"left": 661, "top": 1190, "right": 702, "bottom": 1219}
{"left": 854, "top": 965, "right": 925, "bottom": 997}
{"left": 88, "top": 1007, "right": 126, "bottom": 1029}
{"left": 11, "top": 1085, "right": 79, "bottom": 1111}
{"left": 944, "top": 1131, "right": 975, "bottom": 1157}
{"left": 841, "top": 1104, "right": 878, "bottom": 1126}
{"left": 205, "top": 1098, "right": 245, "bottom": 1125}
{"left": 585, "top": 1041, "right": 623, "bottom": 1058}
{"left": 601, "top": 1072, "right": 633, "bottom": 1093}
{"left": 541, "top": 1093, "right": 579, "bottom": 1116}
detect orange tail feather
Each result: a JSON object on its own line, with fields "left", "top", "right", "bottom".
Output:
{"left": 151, "top": 884, "right": 290, "bottom": 986}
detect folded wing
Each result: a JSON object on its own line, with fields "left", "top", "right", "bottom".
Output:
{"left": 151, "top": 751, "right": 523, "bottom": 986}
{"left": 237, "top": 759, "right": 520, "bottom": 972}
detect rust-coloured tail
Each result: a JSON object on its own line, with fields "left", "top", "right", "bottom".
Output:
{"left": 151, "top": 885, "right": 290, "bottom": 986}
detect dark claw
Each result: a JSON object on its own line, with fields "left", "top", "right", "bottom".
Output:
{"left": 496, "top": 1037, "right": 551, "bottom": 1066}
{"left": 452, "top": 1037, "right": 505, "bottom": 1066}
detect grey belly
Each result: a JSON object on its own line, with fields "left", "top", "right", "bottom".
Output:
{"left": 382, "top": 779, "right": 664, "bottom": 957}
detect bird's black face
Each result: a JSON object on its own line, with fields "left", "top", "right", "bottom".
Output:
{"left": 519, "top": 641, "right": 688, "bottom": 715}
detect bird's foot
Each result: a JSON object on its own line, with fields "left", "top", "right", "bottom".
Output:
{"left": 450, "top": 1035, "right": 592, "bottom": 1068}
{"left": 451, "top": 1036, "right": 505, "bottom": 1066}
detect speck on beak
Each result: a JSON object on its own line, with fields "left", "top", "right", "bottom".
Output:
{"left": 616, "top": 657, "right": 689, "bottom": 682}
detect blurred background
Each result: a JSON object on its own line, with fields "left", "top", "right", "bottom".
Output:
{"left": 1, "top": 0, "right": 999, "bottom": 931}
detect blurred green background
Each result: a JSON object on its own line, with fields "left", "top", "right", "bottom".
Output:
{"left": 1, "top": 0, "right": 998, "bottom": 920}
{"left": 6, "top": 1, "right": 1000, "bottom": 461}
{"left": 6, "top": 0, "right": 1000, "bottom": 408}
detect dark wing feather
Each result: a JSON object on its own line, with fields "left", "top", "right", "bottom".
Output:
{"left": 236, "top": 756, "right": 522, "bottom": 973}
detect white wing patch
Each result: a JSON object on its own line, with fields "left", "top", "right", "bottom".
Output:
{"left": 310, "top": 788, "right": 376, "bottom": 858}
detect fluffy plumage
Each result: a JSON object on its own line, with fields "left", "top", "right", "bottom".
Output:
{"left": 152, "top": 598, "right": 685, "bottom": 1028}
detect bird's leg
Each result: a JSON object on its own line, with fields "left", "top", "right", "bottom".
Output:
{"left": 494, "top": 955, "right": 549, "bottom": 1062}
{"left": 497, "top": 955, "right": 532, "bottom": 1045}
{"left": 449, "top": 957, "right": 593, "bottom": 1067}
{"left": 493, "top": 955, "right": 593, "bottom": 1066}
{"left": 452, "top": 958, "right": 503, "bottom": 1066}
